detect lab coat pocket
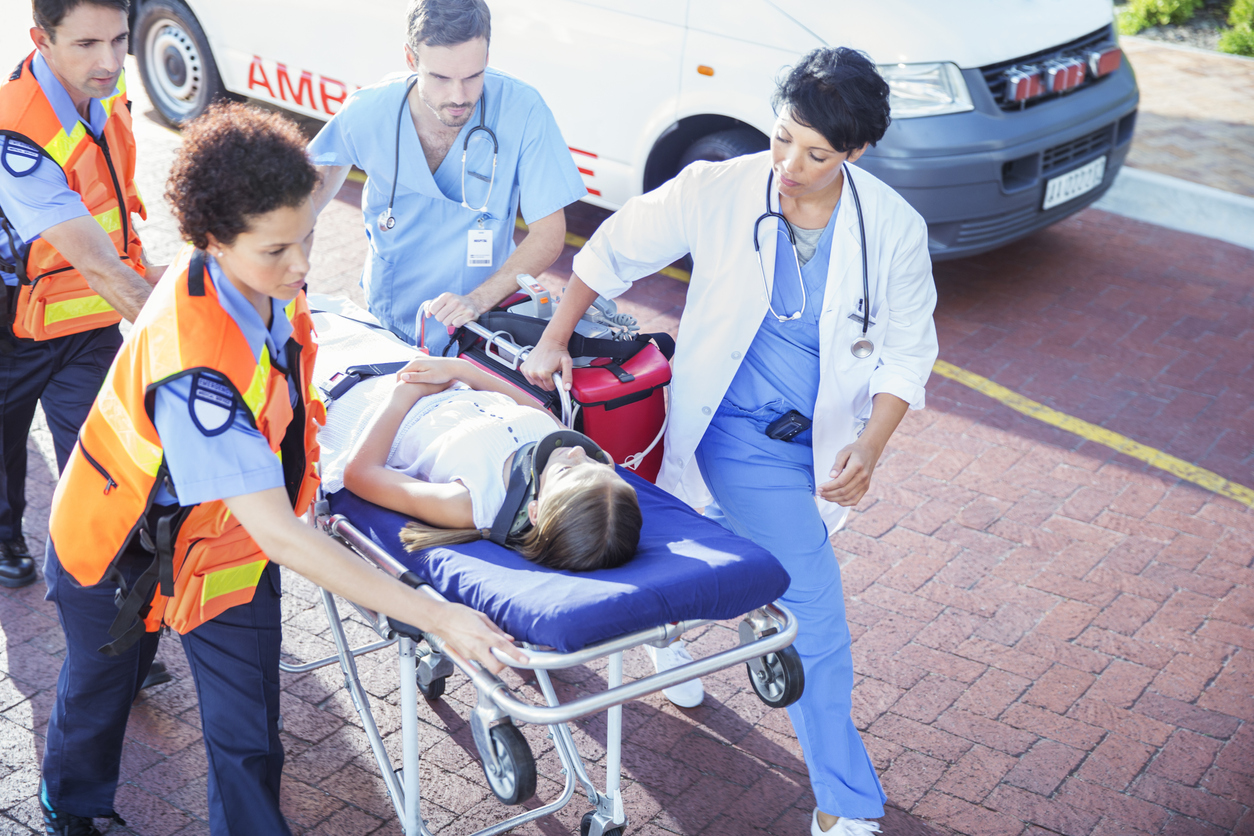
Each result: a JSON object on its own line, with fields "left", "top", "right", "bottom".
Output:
{"left": 167, "top": 523, "right": 267, "bottom": 635}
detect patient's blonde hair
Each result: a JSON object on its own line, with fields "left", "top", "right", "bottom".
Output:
{"left": 400, "top": 467, "right": 642, "bottom": 572}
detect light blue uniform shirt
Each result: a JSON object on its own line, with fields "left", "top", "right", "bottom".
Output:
{"left": 723, "top": 204, "right": 840, "bottom": 426}
{"left": 151, "top": 257, "right": 295, "bottom": 506}
{"left": 307, "top": 69, "right": 586, "bottom": 348}
{"left": 0, "top": 53, "right": 112, "bottom": 286}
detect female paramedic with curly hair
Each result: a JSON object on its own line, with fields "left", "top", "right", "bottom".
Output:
{"left": 38, "top": 102, "right": 523, "bottom": 836}
{"left": 523, "top": 48, "right": 938, "bottom": 835}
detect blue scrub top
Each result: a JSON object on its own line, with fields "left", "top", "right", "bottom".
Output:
{"left": 723, "top": 204, "right": 839, "bottom": 425}
{"left": 0, "top": 53, "right": 111, "bottom": 286}
{"left": 308, "top": 69, "right": 586, "bottom": 348}
{"left": 151, "top": 257, "right": 295, "bottom": 507}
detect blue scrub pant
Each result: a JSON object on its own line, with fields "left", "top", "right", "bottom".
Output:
{"left": 696, "top": 402, "right": 886, "bottom": 819}
{"left": 43, "top": 541, "right": 291, "bottom": 835}
{"left": 0, "top": 325, "right": 123, "bottom": 540}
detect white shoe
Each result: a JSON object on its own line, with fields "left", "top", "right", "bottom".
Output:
{"left": 645, "top": 640, "right": 704, "bottom": 708}
{"left": 811, "top": 809, "right": 881, "bottom": 836}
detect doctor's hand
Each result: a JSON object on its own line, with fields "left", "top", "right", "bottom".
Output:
{"left": 521, "top": 337, "right": 572, "bottom": 391}
{"left": 426, "top": 291, "right": 485, "bottom": 331}
{"left": 430, "top": 601, "right": 528, "bottom": 674}
{"left": 817, "top": 438, "right": 884, "bottom": 507}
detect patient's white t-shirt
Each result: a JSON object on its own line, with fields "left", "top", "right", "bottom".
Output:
{"left": 385, "top": 388, "right": 557, "bottom": 529}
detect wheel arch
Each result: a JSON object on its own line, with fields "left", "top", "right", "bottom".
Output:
{"left": 642, "top": 114, "right": 768, "bottom": 194}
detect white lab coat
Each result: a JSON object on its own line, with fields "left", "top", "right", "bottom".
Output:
{"left": 573, "top": 151, "right": 938, "bottom": 531}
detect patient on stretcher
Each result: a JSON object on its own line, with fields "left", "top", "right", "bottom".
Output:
{"left": 343, "top": 354, "right": 642, "bottom": 572}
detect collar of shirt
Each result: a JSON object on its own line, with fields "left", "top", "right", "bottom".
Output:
{"left": 206, "top": 256, "right": 294, "bottom": 368}
{"left": 31, "top": 52, "right": 111, "bottom": 138}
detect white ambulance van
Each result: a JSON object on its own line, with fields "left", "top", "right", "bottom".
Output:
{"left": 129, "top": 0, "right": 1138, "bottom": 260}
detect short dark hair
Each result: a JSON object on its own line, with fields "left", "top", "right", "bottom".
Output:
{"left": 773, "top": 47, "right": 892, "bottom": 153}
{"left": 33, "top": 0, "right": 129, "bottom": 40}
{"left": 165, "top": 102, "right": 318, "bottom": 251}
{"left": 406, "top": 0, "right": 491, "bottom": 51}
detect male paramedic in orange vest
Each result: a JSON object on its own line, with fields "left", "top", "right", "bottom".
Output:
{"left": 0, "top": 0, "right": 160, "bottom": 589}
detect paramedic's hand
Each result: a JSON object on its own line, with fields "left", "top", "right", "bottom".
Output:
{"left": 433, "top": 602, "right": 527, "bottom": 673}
{"left": 426, "top": 292, "right": 484, "bottom": 331}
{"left": 521, "top": 337, "right": 572, "bottom": 392}
{"left": 817, "top": 438, "right": 882, "bottom": 507}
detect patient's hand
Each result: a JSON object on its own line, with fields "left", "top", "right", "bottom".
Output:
{"left": 397, "top": 355, "right": 468, "bottom": 387}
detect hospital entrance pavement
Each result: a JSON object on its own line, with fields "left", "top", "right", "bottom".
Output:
{"left": 2, "top": 71, "right": 1253, "bottom": 836}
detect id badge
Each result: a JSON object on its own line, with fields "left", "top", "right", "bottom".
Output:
{"left": 467, "top": 229, "right": 493, "bottom": 267}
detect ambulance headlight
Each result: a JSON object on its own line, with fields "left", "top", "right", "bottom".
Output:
{"left": 878, "top": 62, "right": 974, "bottom": 119}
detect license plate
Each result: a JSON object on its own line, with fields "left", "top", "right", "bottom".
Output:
{"left": 1042, "top": 155, "right": 1107, "bottom": 210}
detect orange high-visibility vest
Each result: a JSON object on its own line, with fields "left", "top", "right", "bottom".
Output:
{"left": 49, "top": 246, "right": 325, "bottom": 650}
{"left": 0, "top": 52, "right": 145, "bottom": 340}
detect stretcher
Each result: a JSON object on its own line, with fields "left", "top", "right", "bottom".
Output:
{"left": 282, "top": 296, "right": 805, "bottom": 836}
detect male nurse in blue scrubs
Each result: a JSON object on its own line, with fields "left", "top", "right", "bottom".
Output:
{"left": 308, "top": 0, "right": 585, "bottom": 351}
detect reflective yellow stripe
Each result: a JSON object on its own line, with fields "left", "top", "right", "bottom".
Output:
{"left": 43, "top": 121, "right": 87, "bottom": 167}
{"left": 308, "top": 382, "right": 322, "bottom": 405}
{"left": 44, "top": 293, "right": 114, "bottom": 326}
{"left": 102, "top": 72, "right": 126, "bottom": 116}
{"left": 201, "top": 559, "right": 267, "bottom": 605}
{"left": 242, "top": 351, "right": 270, "bottom": 419}
{"left": 94, "top": 207, "right": 121, "bottom": 234}
{"left": 95, "top": 382, "right": 163, "bottom": 477}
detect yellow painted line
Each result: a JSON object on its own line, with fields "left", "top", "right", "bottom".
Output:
{"left": 932, "top": 359, "right": 1254, "bottom": 508}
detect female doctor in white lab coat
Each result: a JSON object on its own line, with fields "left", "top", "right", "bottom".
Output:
{"left": 523, "top": 48, "right": 938, "bottom": 835}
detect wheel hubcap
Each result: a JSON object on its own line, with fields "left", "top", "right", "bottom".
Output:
{"left": 145, "top": 19, "right": 203, "bottom": 117}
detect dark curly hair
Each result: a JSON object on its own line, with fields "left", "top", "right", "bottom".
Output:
{"left": 165, "top": 102, "right": 318, "bottom": 251}
{"left": 773, "top": 47, "right": 892, "bottom": 153}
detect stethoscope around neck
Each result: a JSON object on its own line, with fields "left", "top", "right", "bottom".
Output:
{"left": 753, "top": 162, "right": 873, "bottom": 359}
{"left": 377, "top": 76, "right": 500, "bottom": 233}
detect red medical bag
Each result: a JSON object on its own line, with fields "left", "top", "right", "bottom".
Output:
{"left": 448, "top": 310, "right": 672, "bottom": 482}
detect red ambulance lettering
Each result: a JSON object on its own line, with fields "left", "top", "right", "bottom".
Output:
{"left": 319, "top": 76, "right": 349, "bottom": 116}
{"left": 247, "top": 55, "right": 276, "bottom": 98}
{"left": 276, "top": 64, "right": 314, "bottom": 109}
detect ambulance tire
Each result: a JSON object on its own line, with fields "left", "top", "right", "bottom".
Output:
{"left": 136, "top": 0, "right": 232, "bottom": 127}
{"left": 676, "top": 127, "right": 769, "bottom": 172}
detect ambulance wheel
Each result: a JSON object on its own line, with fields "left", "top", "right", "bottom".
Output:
{"left": 581, "top": 811, "right": 625, "bottom": 836}
{"left": 677, "top": 127, "right": 769, "bottom": 171}
{"left": 136, "top": 0, "right": 231, "bottom": 126}
{"left": 417, "top": 675, "right": 445, "bottom": 701}
{"left": 481, "top": 724, "right": 536, "bottom": 805}
{"left": 747, "top": 646, "right": 805, "bottom": 709}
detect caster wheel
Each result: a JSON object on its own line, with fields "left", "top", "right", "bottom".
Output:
{"left": 417, "top": 675, "right": 445, "bottom": 700}
{"left": 747, "top": 645, "right": 805, "bottom": 708}
{"left": 581, "top": 810, "right": 625, "bottom": 836}
{"left": 481, "top": 724, "right": 536, "bottom": 805}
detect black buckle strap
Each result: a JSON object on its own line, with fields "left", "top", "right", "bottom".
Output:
{"left": 100, "top": 507, "right": 188, "bottom": 656}
{"left": 324, "top": 361, "right": 409, "bottom": 401}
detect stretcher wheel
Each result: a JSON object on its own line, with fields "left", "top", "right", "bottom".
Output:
{"left": 747, "top": 646, "right": 805, "bottom": 708}
{"left": 417, "top": 675, "right": 446, "bottom": 700}
{"left": 581, "top": 810, "right": 625, "bottom": 836}
{"left": 481, "top": 724, "right": 536, "bottom": 805}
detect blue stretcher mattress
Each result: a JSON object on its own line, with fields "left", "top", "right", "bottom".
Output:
{"left": 327, "top": 470, "right": 791, "bottom": 652}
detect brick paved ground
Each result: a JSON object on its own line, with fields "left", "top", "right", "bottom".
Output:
{"left": 1122, "top": 38, "right": 1254, "bottom": 198}
{"left": 2, "top": 46, "right": 1253, "bottom": 836}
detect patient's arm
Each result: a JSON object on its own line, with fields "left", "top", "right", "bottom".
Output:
{"left": 397, "top": 355, "right": 562, "bottom": 422}
{"left": 343, "top": 377, "right": 477, "bottom": 528}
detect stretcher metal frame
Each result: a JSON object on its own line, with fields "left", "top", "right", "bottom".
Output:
{"left": 280, "top": 321, "right": 801, "bottom": 836}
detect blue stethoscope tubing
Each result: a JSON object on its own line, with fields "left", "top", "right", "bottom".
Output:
{"left": 377, "top": 76, "right": 500, "bottom": 232}
{"left": 753, "top": 162, "right": 873, "bottom": 358}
